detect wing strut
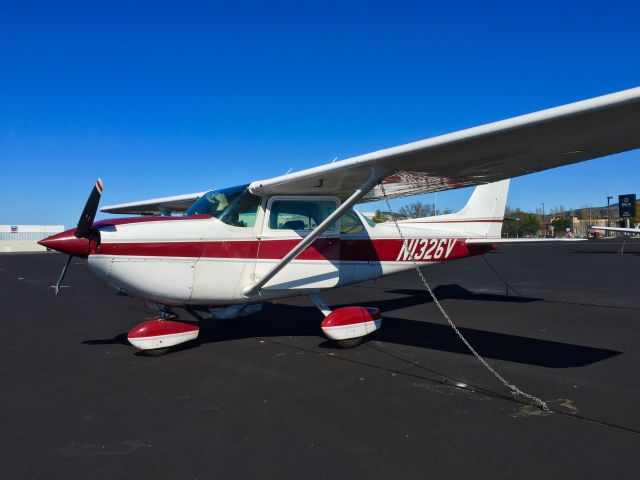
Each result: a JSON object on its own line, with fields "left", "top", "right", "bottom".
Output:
{"left": 242, "top": 169, "right": 384, "bottom": 297}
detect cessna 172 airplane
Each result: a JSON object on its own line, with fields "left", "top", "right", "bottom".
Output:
{"left": 590, "top": 225, "right": 640, "bottom": 235}
{"left": 40, "top": 87, "right": 640, "bottom": 354}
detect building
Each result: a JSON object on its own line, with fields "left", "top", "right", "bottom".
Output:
{"left": 569, "top": 217, "right": 609, "bottom": 237}
{"left": 0, "top": 225, "right": 64, "bottom": 252}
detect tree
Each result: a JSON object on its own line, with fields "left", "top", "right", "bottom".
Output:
{"left": 372, "top": 210, "right": 386, "bottom": 223}
{"left": 580, "top": 205, "right": 598, "bottom": 225}
{"left": 519, "top": 213, "right": 541, "bottom": 237}
{"left": 502, "top": 207, "right": 541, "bottom": 237}
{"left": 628, "top": 201, "right": 640, "bottom": 226}
{"left": 398, "top": 201, "right": 434, "bottom": 219}
{"left": 551, "top": 217, "right": 570, "bottom": 234}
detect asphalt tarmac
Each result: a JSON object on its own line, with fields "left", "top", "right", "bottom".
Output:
{"left": 2, "top": 240, "right": 640, "bottom": 479}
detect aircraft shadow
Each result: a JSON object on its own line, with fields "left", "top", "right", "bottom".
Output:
{"left": 572, "top": 250, "right": 640, "bottom": 256}
{"left": 83, "top": 333, "right": 130, "bottom": 346}
{"left": 368, "top": 284, "right": 540, "bottom": 308}
{"left": 428, "top": 278, "right": 640, "bottom": 312}
{"left": 83, "top": 286, "right": 620, "bottom": 368}
{"left": 370, "top": 315, "right": 620, "bottom": 368}
{"left": 191, "top": 302, "right": 618, "bottom": 368}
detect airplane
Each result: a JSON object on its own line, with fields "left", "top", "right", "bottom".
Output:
{"left": 39, "top": 87, "right": 640, "bottom": 355}
{"left": 590, "top": 225, "right": 640, "bottom": 235}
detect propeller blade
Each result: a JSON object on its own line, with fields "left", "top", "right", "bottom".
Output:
{"left": 75, "top": 178, "right": 104, "bottom": 238}
{"left": 55, "top": 255, "right": 73, "bottom": 295}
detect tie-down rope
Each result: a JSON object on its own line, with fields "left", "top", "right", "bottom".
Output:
{"left": 379, "top": 182, "right": 549, "bottom": 412}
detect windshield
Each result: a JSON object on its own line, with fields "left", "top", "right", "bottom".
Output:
{"left": 185, "top": 184, "right": 261, "bottom": 228}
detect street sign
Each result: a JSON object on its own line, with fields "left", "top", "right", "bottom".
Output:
{"left": 619, "top": 194, "right": 636, "bottom": 218}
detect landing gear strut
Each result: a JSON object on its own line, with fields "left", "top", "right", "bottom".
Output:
{"left": 159, "top": 307, "right": 179, "bottom": 321}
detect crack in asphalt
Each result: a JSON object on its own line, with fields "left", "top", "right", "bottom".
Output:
{"left": 262, "top": 337, "right": 640, "bottom": 436}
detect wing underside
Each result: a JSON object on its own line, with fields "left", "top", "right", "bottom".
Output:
{"left": 101, "top": 192, "right": 205, "bottom": 215}
{"left": 100, "top": 87, "right": 640, "bottom": 214}
{"left": 250, "top": 87, "right": 640, "bottom": 202}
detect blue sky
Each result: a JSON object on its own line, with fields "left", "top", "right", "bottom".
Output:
{"left": 1, "top": 0, "right": 639, "bottom": 227}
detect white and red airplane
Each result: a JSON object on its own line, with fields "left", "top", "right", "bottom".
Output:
{"left": 40, "top": 87, "right": 640, "bottom": 354}
{"left": 590, "top": 225, "right": 640, "bottom": 235}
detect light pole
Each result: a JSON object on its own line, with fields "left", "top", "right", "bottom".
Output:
{"left": 607, "top": 196, "right": 613, "bottom": 237}
{"left": 541, "top": 202, "right": 545, "bottom": 237}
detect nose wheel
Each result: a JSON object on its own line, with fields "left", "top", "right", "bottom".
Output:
{"left": 143, "top": 347, "right": 171, "bottom": 357}
{"left": 128, "top": 306, "right": 199, "bottom": 355}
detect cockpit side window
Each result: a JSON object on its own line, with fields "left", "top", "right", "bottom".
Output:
{"left": 268, "top": 199, "right": 337, "bottom": 231}
{"left": 185, "top": 184, "right": 261, "bottom": 228}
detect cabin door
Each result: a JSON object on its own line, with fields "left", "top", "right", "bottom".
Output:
{"left": 252, "top": 196, "right": 341, "bottom": 290}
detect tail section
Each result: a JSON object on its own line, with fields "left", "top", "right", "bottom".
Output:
{"left": 399, "top": 179, "right": 510, "bottom": 238}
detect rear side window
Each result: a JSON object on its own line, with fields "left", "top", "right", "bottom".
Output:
{"left": 340, "top": 209, "right": 365, "bottom": 234}
{"left": 269, "top": 200, "right": 337, "bottom": 231}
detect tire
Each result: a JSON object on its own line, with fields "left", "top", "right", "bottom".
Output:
{"left": 335, "top": 337, "right": 364, "bottom": 349}
{"left": 144, "top": 347, "right": 170, "bottom": 357}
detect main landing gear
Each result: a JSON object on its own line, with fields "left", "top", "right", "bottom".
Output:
{"left": 126, "top": 294, "right": 381, "bottom": 355}
{"left": 309, "top": 293, "right": 382, "bottom": 348}
{"left": 127, "top": 307, "right": 199, "bottom": 356}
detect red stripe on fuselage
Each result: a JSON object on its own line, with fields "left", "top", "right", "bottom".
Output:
{"left": 95, "top": 238, "right": 484, "bottom": 262}
{"left": 399, "top": 219, "right": 503, "bottom": 224}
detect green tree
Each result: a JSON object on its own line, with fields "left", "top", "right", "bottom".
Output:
{"left": 519, "top": 213, "right": 541, "bottom": 237}
{"left": 372, "top": 210, "right": 386, "bottom": 223}
{"left": 502, "top": 207, "right": 541, "bottom": 237}
{"left": 552, "top": 217, "right": 570, "bottom": 234}
{"left": 628, "top": 201, "right": 640, "bottom": 225}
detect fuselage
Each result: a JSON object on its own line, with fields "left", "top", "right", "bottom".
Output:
{"left": 40, "top": 183, "right": 499, "bottom": 307}
{"left": 84, "top": 211, "right": 490, "bottom": 306}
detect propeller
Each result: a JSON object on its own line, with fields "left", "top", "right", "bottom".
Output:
{"left": 76, "top": 178, "right": 104, "bottom": 238}
{"left": 48, "top": 179, "right": 104, "bottom": 294}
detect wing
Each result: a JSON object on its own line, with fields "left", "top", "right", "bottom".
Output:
{"left": 249, "top": 87, "right": 640, "bottom": 202}
{"left": 466, "top": 238, "right": 586, "bottom": 244}
{"left": 590, "top": 226, "right": 640, "bottom": 234}
{"left": 100, "top": 191, "right": 206, "bottom": 215}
